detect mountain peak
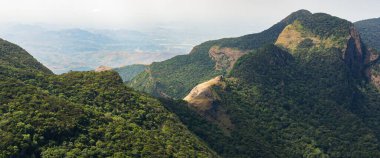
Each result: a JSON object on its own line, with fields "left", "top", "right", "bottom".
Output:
{"left": 294, "top": 9, "right": 312, "bottom": 14}
{"left": 281, "top": 9, "right": 312, "bottom": 23}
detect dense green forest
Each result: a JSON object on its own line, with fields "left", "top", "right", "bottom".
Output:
{"left": 163, "top": 45, "right": 380, "bottom": 157}
{"left": 128, "top": 10, "right": 380, "bottom": 157}
{"left": 128, "top": 10, "right": 359, "bottom": 100}
{"left": 128, "top": 10, "right": 315, "bottom": 99}
{"left": 2, "top": 9, "right": 380, "bottom": 158}
{"left": 0, "top": 39, "right": 217, "bottom": 157}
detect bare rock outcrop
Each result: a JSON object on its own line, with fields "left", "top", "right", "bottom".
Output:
{"left": 95, "top": 65, "right": 113, "bottom": 72}
{"left": 209, "top": 46, "right": 248, "bottom": 72}
{"left": 343, "top": 27, "right": 371, "bottom": 81}
{"left": 184, "top": 75, "right": 224, "bottom": 110}
{"left": 184, "top": 76, "right": 234, "bottom": 134}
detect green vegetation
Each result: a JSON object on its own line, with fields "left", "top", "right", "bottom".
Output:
{"left": 128, "top": 10, "right": 314, "bottom": 99}
{"left": 128, "top": 10, "right": 353, "bottom": 99}
{"left": 355, "top": 18, "right": 380, "bottom": 50}
{"left": 3, "top": 9, "right": 380, "bottom": 158}
{"left": 0, "top": 39, "right": 218, "bottom": 157}
{"left": 0, "top": 39, "right": 52, "bottom": 74}
{"left": 127, "top": 10, "right": 380, "bottom": 157}
{"left": 356, "top": 18, "right": 380, "bottom": 85}
{"left": 299, "top": 13, "right": 352, "bottom": 39}
{"left": 133, "top": 42, "right": 223, "bottom": 99}
{"left": 160, "top": 99, "right": 232, "bottom": 155}
{"left": 164, "top": 44, "right": 380, "bottom": 157}
{"left": 229, "top": 45, "right": 371, "bottom": 157}
{"left": 114, "top": 64, "right": 147, "bottom": 82}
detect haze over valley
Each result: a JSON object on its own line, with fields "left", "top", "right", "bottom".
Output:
{"left": 0, "top": 25, "right": 230, "bottom": 74}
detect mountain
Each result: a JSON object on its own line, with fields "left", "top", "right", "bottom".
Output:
{"left": 355, "top": 17, "right": 380, "bottom": 50}
{"left": 114, "top": 64, "right": 147, "bottom": 82}
{"left": 127, "top": 10, "right": 314, "bottom": 99}
{"left": 129, "top": 10, "right": 380, "bottom": 157}
{"left": 0, "top": 38, "right": 217, "bottom": 157}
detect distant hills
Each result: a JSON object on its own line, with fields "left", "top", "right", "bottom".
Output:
{"left": 0, "top": 25, "right": 212, "bottom": 74}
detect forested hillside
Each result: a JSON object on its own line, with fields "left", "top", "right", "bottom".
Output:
{"left": 129, "top": 10, "right": 380, "bottom": 157}
{"left": 0, "top": 38, "right": 217, "bottom": 157}
{"left": 128, "top": 10, "right": 314, "bottom": 99}
{"left": 3, "top": 9, "right": 380, "bottom": 158}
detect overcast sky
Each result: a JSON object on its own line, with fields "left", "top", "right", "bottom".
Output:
{"left": 0, "top": 0, "right": 379, "bottom": 35}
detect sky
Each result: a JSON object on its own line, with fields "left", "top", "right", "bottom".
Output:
{"left": 0, "top": 0, "right": 379, "bottom": 36}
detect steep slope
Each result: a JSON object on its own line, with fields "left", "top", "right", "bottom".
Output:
{"left": 0, "top": 38, "right": 52, "bottom": 74}
{"left": 184, "top": 75, "right": 224, "bottom": 110}
{"left": 128, "top": 10, "right": 314, "bottom": 99}
{"left": 183, "top": 76, "right": 233, "bottom": 133}
{"left": 0, "top": 40, "right": 218, "bottom": 157}
{"left": 152, "top": 11, "right": 380, "bottom": 157}
{"left": 355, "top": 18, "right": 380, "bottom": 88}
{"left": 113, "top": 64, "right": 147, "bottom": 82}
{"left": 222, "top": 44, "right": 379, "bottom": 157}
{"left": 275, "top": 13, "right": 371, "bottom": 81}
{"left": 355, "top": 17, "right": 380, "bottom": 50}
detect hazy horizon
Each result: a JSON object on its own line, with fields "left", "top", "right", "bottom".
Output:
{"left": 0, "top": 0, "right": 379, "bottom": 37}
{"left": 0, "top": 0, "right": 379, "bottom": 74}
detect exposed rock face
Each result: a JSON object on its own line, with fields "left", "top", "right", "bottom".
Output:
{"left": 95, "top": 65, "right": 113, "bottom": 72}
{"left": 209, "top": 46, "right": 248, "bottom": 72}
{"left": 184, "top": 76, "right": 234, "bottom": 133}
{"left": 276, "top": 21, "right": 374, "bottom": 81}
{"left": 343, "top": 27, "right": 371, "bottom": 81}
{"left": 184, "top": 75, "right": 224, "bottom": 110}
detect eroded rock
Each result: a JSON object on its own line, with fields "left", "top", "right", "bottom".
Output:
{"left": 209, "top": 46, "right": 248, "bottom": 72}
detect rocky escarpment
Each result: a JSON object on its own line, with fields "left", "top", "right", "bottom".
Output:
{"left": 276, "top": 21, "right": 376, "bottom": 82}
{"left": 184, "top": 76, "right": 224, "bottom": 109}
{"left": 343, "top": 27, "right": 372, "bottom": 81}
{"left": 209, "top": 46, "right": 248, "bottom": 72}
{"left": 184, "top": 76, "right": 233, "bottom": 133}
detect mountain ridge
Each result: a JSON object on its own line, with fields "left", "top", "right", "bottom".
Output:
{"left": 128, "top": 9, "right": 318, "bottom": 99}
{"left": 128, "top": 9, "right": 380, "bottom": 157}
{"left": 128, "top": 9, "right": 378, "bottom": 99}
